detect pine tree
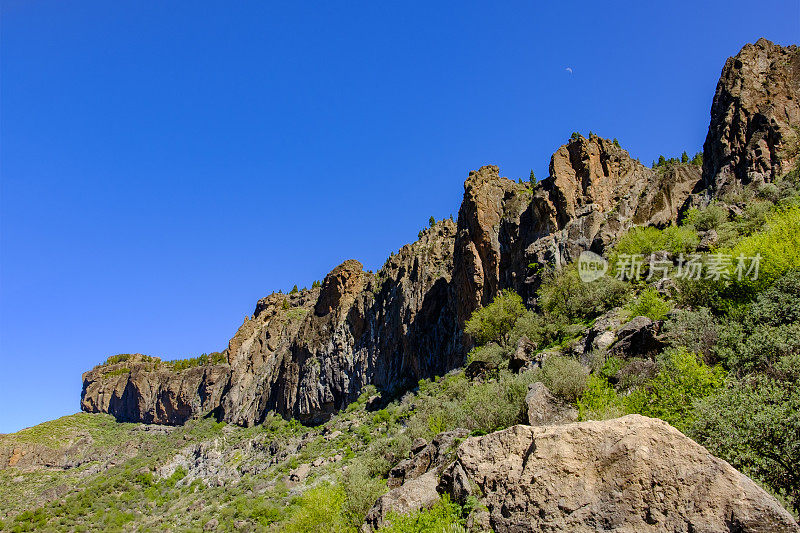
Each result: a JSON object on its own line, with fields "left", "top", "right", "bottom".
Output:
{"left": 290, "top": 285, "right": 298, "bottom": 294}
{"left": 428, "top": 216, "right": 436, "bottom": 228}
{"left": 529, "top": 170, "right": 535, "bottom": 183}
{"left": 681, "top": 151, "right": 689, "bottom": 163}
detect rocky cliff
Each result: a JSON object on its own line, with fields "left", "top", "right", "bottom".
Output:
{"left": 81, "top": 38, "right": 798, "bottom": 427}
{"left": 703, "top": 38, "right": 800, "bottom": 194}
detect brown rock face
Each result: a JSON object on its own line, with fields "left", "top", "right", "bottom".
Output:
{"left": 453, "top": 135, "right": 701, "bottom": 317}
{"left": 80, "top": 355, "right": 230, "bottom": 425}
{"left": 219, "top": 220, "right": 463, "bottom": 426}
{"left": 703, "top": 38, "right": 800, "bottom": 194}
{"left": 439, "top": 415, "right": 799, "bottom": 532}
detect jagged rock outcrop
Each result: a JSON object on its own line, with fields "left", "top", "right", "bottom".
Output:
{"left": 703, "top": 38, "right": 800, "bottom": 194}
{"left": 219, "top": 221, "right": 463, "bottom": 426}
{"left": 453, "top": 136, "right": 702, "bottom": 318}
{"left": 439, "top": 415, "right": 799, "bottom": 532}
{"left": 81, "top": 355, "right": 230, "bottom": 425}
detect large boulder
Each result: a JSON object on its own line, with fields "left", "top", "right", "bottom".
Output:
{"left": 439, "top": 415, "right": 798, "bottom": 532}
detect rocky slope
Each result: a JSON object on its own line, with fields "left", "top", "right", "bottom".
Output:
{"left": 81, "top": 38, "right": 798, "bottom": 430}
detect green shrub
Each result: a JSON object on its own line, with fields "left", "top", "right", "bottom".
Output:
{"left": 538, "top": 265, "right": 630, "bottom": 321}
{"left": 283, "top": 484, "right": 347, "bottom": 533}
{"left": 532, "top": 355, "right": 588, "bottom": 403}
{"left": 662, "top": 308, "right": 719, "bottom": 361}
{"left": 466, "top": 343, "right": 506, "bottom": 367}
{"left": 714, "top": 272, "right": 800, "bottom": 374}
{"left": 625, "top": 289, "right": 672, "bottom": 321}
{"left": 693, "top": 353, "right": 800, "bottom": 515}
{"left": 726, "top": 206, "right": 800, "bottom": 295}
{"left": 508, "top": 311, "right": 584, "bottom": 353}
{"left": 378, "top": 495, "right": 465, "bottom": 532}
{"left": 625, "top": 348, "right": 725, "bottom": 433}
{"left": 340, "top": 462, "right": 388, "bottom": 530}
{"left": 464, "top": 289, "right": 526, "bottom": 346}
{"left": 684, "top": 203, "right": 729, "bottom": 232}
{"left": 578, "top": 374, "right": 626, "bottom": 420}
{"left": 577, "top": 374, "right": 625, "bottom": 421}
{"left": 168, "top": 351, "right": 227, "bottom": 371}
{"left": 612, "top": 225, "right": 699, "bottom": 262}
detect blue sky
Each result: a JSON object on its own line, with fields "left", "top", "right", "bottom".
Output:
{"left": 1, "top": 1, "right": 797, "bottom": 433}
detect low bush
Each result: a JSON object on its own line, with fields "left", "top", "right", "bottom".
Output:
{"left": 464, "top": 289, "right": 526, "bottom": 346}
{"left": 725, "top": 206, "right": 800, "bottom": 296}
{"left": 625, "top": 289, "right": 672, "bottom": 321}
{"left": 531, "top": 355, "right": 588, "bottom": 403}
{"left": 662, "top": 308, "right": 719, "bottom": 362}
{"left": 283, "top": 483, "right": 347, "bottom": 533}
{"left": 577, "top": 374, "right": 626, "bottom": 421}
{"left": 625, "top": 348, "right": 725, "bottom": 433}
{"left": 693, "top": 354, "right": 800, "bottom": 515}
{"left": 538, "top": 265, "right": 630, "bottom": 321}
{"left": 508, "top": 311, "right": 584, "bottom": 353}
{"left": 378, "top": 495, "right": 465, "bottom": 532}
{"left": 612, "top": 225, "right": 699, "bottom": 259}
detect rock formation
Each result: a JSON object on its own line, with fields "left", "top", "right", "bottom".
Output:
{"left": 438, "top": 415, "right": 799, "bottom": 532}
{"left": 80, "top": 39, "right": 798, "bottom": 429}
{"left": 703, "top": 38, "right": 800, "bottom": 194}
{"left": 81, "top": 354, "right": 229, "bottom": 425}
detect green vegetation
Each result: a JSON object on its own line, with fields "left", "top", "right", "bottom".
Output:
{"left": 167, "top": 351, "right": 226, "bottom": 371}
{"left": 378, "top": 495, "right": 466, "bottom": 532}
{"left": 464, "top": 289, "right": 526, "bottom": 346}
{"left": 625, "top": 288, "right": 672, "bottom": 321}
{"left": 652, "top": 152, "right": 702, "bottom": 168}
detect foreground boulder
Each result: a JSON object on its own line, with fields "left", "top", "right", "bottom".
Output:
{"left": 439, "top": 415, "right": 798, "bottom": 532}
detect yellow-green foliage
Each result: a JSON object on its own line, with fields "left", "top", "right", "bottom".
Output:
{"left": 612, "top": 225, "right": 699, "bottom": 259}
{"left": 625, "top": 288, "right": 672, "bottom": 321}
{"left": 283, "top": 483, "right": 348, "bottom": 533}
{"left": 464, "top": 289, "right": 526, "bottom": 346}
{"left": 579, "top": 349, "right": 725, "bottom": 433}
{"left": 378, "top": 495, "right": 465, "bottom": 532}
{"left": 727, "top": 206, "right": 800, "bottom": 294}
{"left": 625, "top": 349, "right": 725, "bottom": 433}
{"left": 577, "top": 374, "right": 626, "bottom": 421}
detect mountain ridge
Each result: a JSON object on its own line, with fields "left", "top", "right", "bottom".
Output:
{"left": 81, "top": 38, "right": 799, "bottom": 429}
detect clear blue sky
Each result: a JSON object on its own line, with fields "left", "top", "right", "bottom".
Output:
{"left": 1, "top": 1, "right": 797, "bottom": 433}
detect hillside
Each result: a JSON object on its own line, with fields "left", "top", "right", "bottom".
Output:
{"left": 2, "top": 38, "right": 800, "bottom": 532}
